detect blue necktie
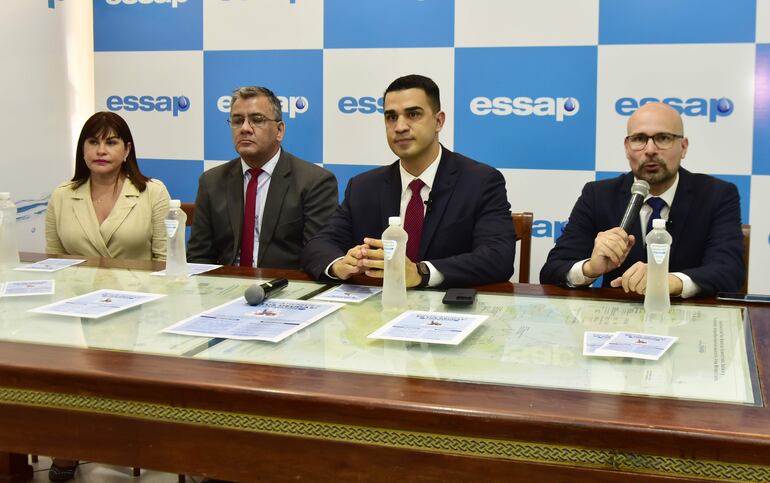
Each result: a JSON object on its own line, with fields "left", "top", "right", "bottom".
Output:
{"left": 646, "top": 197, "right": 666, "bottom": 234}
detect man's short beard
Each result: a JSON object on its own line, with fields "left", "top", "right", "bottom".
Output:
{"left": 635, "top": 160, "right": 675, "bottom": 187}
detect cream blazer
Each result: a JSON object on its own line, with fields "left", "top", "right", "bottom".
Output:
{"left": 45, "top": 178, "right": 170, "bottom": 261}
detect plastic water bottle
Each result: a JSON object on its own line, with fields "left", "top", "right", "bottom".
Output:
{"left": 164, "top": 200, "right": 188, "bottom": 280}
{"left": 0, "top": 192, "right": 20, "bottom": 269}
{"left": 644, "top": 218, "right": 672, "bottom": 313}
{"left": 381, "top": 216, "right": 408, "bottom": 310}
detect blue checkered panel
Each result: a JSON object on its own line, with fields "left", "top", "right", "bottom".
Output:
{"left": 91, "top": 0, "right": 770, "bottom": 292}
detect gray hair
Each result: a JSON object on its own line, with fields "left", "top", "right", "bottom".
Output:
{"left": 231, "top": 86, "right": 283, "bottom": 121}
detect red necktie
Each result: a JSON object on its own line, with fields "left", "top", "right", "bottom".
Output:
{"left": 240, "top": 168, "right": 261, "bottom": 267}
{"left": 404, "top": 178, "right": 425, "bottom": 262}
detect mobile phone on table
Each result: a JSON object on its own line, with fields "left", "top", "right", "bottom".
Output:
{"left": 442, "top": 288, "right": 477, "bottom": 306}
{"left": 716, "top": 292, "right": 770, "bottom": 303}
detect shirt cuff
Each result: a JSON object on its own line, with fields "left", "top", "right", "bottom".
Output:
{"left": 672, "top": 272, "right": 699, "bottom": 298}
{"left": 324, "top": 257, "right": 344, "bottom": 279}
{"left": 566, "top": 259, "right": 597, "bottom": 287}
{"left": 424, "top": 261, "right": 444, "bottom": 288}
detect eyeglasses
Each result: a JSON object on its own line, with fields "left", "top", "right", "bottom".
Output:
{"left": 625, "top": 132, "right": 684, "bottom": 151}
{"left": 227, "top": 114, "right": 281, "bottom": 130}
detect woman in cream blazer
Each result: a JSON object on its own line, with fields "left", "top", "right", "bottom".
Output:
{"left": 46, "top": 177, "right": 169, "bottom": 260}
{"left": 45, "top": 111, "right": 170, "bottom": 262}
{"left": 45, "top": 112, "right": 171, "bottom": 480}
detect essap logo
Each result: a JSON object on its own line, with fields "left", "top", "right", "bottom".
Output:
{"left": 105, "top": 0, "right": 187, "bottom": 7}
{"left": 106, "top": 95, "right": 191, "bottom": 117}
{"left": 469, "top": 96, "right": 579, "bottom": 122}
{"left": 338, "top": 96, "right": 383, "bottom": 114}
{"left": 532, "top": 219, "right": 568, "bottom": 239}
{"left": 217, "top": 95, "right": 309, "bottom": 119}
{"left": 615, "top": 97, "right": 734, "bottom": 123}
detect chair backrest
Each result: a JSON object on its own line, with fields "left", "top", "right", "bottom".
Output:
{"left": 511, "top": 212, "right": 533, "bottom": 283}
{"left": 742, "top": 224, "right": 750, "bottom": 293}
{"left": 181, "top": 202, "right": 195, "bottom": 227}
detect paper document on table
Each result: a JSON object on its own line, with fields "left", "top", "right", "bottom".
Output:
{"left": 368, "top": 310, "right": 487, "bottom": 345}
{"left": 162, "top": 297, "right": 344, "bottom": 343}
{"left": 151, "top": 263, "right": 222, "bottom": 277}
{"left": 582, "top": 331, "right": 614, "bottom": 355}
{"left": 29, "top": 289, "right": 166, "bottom": 319}
{"left": 15, "top": 258, "right": 85, "bottom": 272}
{"left": 1, "top": 280, "right": 55, "bottom": 297}
{"left": 313, "top": 284, "right": 382, "bottom": 303}
{"left": 592, "top": 331, "right": 678, "bottom": 360}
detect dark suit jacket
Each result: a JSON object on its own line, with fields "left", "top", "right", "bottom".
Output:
{"left": 187, "top": 149, "right": 338, "bottom": 269}
{"left": 539, "top": 169, "right": 745, "bottom": 296}
{"left": 301, "top": 147, "right": 516, "bottom": 288}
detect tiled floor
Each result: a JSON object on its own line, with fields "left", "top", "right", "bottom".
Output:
{"left": 29, "top": 457, "right": 198, "bottom": 483}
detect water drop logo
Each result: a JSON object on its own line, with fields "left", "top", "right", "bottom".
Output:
{"left": 564, "top": 98, "right": 577, "bottom": 112}
{"left": 717, "top": 97, "right": 733, "bottom": 115}
{"left": 177, "top": 96, "right": 190, "bottom": 111}
{"left": 295, "top": 97, "right": 306, "bottom": 111}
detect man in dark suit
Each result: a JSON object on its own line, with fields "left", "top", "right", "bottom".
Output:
{"left": 302, "top": 75, "right": 516, "bottom": 288}
{"left": 540, "top": 102, "right": 744, "bottom": 297}
{"left": 188, "top": 86, "right": 337, "bottom": 269}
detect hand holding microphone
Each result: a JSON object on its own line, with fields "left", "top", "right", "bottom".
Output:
{"left": 582, "top": 180, "right": 649, "bottom": 279}
{"left": 244, "top": 278, "right": 288, "bottom": 306}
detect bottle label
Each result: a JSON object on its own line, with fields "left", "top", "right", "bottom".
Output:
{"left": 649, "top": 243, "right": 669, "bottom": 264}
{"left": 165, "top": 220, "right": 179, "bottom": 238}
{"left": 382, "top": 239, "right": 397, "bottom": 260}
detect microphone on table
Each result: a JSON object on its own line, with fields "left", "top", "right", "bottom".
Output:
{"left": 619, "top": 179, "right": 650, "bottom": 233}
{"left": 244, "top": 278, "right": 288, "bottom": 306}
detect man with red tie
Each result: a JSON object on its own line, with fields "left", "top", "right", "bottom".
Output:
{"left": 188, "top": 86, "right": 337, "bottom": 269}
{"left": 302, "top": 75, "right": 516, "bottom": 288}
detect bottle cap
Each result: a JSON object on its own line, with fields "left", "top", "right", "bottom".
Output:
{"left": 388, "top": 216, "right": 401, "bottom": 225}
{"left": 0, "top": 192, "right": 9, "bottom": 200}
{"left": 652, "top": 218, "right": 666, "bottom": 229}
{"left": 169, "top": 199, "right": 181, "bottom": 209}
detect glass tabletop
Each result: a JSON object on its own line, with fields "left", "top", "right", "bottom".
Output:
{"left": 197, "top": 288, "right": 758, "bottom": 406}
{"left": 0, "top": 265, "right": 758, "bottom": 406}
{"left": 0, "top": 265, "right": 321, "bottom": 356}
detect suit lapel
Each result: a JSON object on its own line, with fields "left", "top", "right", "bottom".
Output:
{"left": 226, "top": 159, "right": 244, "bottom": 262}
{"left": 70, "top": 180, "right": 112, "bottom": 258}
{"left": 100, "top": 180, "right": 139, "bottom": 247}
{"left": 257, "top": 152, "right": 291, "bottom": 265}
{"left": 667, "top": 168, "right": 692, "bottom": 263}
{"left": 419, "top": 148, "right": 458, "bottom": 259}
{"left": 380, "top": 162, "right": 401, "bottom": 231}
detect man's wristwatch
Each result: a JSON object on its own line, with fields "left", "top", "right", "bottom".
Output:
{"left": 416, "top": 262, "right": 430, "bottom": 288}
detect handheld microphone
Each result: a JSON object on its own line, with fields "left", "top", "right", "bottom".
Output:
{"left": 244, "top": 278, "right": 288, "bottom": 306}
{"left": 619, "top": 180, "right": 650, "bottom": 233}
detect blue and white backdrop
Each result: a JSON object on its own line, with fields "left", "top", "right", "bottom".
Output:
{"left": 10, "top": 0, "right": 770, "bottom": 292}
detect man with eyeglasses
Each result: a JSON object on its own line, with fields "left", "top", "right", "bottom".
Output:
{"left": 302, "top": 74, "right": 516, "bottom": 288}
{"left": 540, "top": 102, "right": 744, "bottom": 297}
{"left": 188, "top": 86, "right": 337, "bottom": 268}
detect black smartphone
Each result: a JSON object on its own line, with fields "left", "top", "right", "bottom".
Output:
{"left": 442, "top": 288, "right": 477, "bottom": 306}
{"left": 716, "top": 292, "right": 770, "bottom": 303}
